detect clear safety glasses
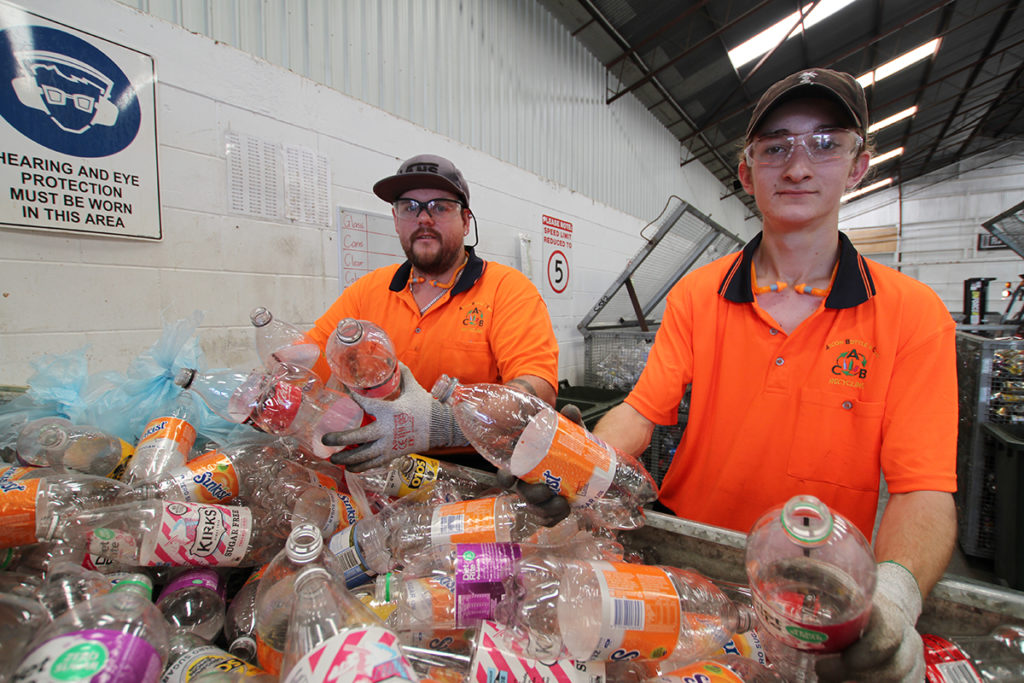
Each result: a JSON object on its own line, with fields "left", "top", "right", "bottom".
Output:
{"left": 744, "top": 129, "right": 864, "bottom": 167}
{"left": 393, "top": 198, "right": 465, "bottom": 221}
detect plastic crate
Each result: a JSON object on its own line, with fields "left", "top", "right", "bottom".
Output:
{"left": 955, "top": 331, "right": 1024, "bottom": 558}
{"left": 981, "top": 423, "right": 1024, "bottom": 589}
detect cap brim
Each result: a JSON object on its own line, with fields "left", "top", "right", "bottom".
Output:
{"left": 373, "top": 173, "right": 467, "bottom": 204}
{"left": 747, "top": 84, "right": 863, "bottom": 140}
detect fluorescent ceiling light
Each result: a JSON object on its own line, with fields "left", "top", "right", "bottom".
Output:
{"left": 728, "top": 0, "right": 858, "bottom": 69}
{"left": 869, "top": 147, "right": 904, "bottom": 166}
{"left": 867, "top": 106, "right": 917, "bottom": 134}
{"left": 842, "top": 177, "right": 893, "bottom": 202}
{"left": 856, "top": 39, "right": 941, "bottom": 88}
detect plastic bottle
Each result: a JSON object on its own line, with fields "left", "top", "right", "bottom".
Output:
{"left": 37, "top": 560, "right": 113, "bottom": 619}
{"left": 0, "top": 469, "right": 129, "bottom": 550}
{"left": 356, "top": 452, "right": 497, "bottom": 503}
{"left": 253, "top": 523, "right": 349, "bottom": 674}
{"left": 325, "top": 317, "right": 402, "bottom": 400}
{"left": 0, "top": 589, "right": 50, "bottom": 682}
{"left": 745, "top": 495, "right": 876, "bottom": 682}
{"left": 432, "top": 374, "right": 658, "bottom": 530}
{"left": 224, "top": 564, "right": 268, "bottom": 663}
{"left": 123, "top": 391, "right": 198, "bottom": 484}
{"left": 49, "top": 498, "right": 289, "bottom": 568}
{"left": 550, "top": 559, "right": 754, "bottom": 665}
{"left": 651, "top": 656, "right": 785, "bottom": 683}
{"left": 280, "top": 564, "right": 419, "bottom": 683}
{"left": 16, "top": 416, "right": 135, "bottom": 479}
{"left": 250, "top": 306, "right": 321, "bottom": 371}
{"left": 155, "top": 568, "right": 228, "bottom": 641}
{"left": 176, "top": 365, "right": 367, "bottom": 460}
{"left": 923, "top": 624, "right": 1024, "bottom": 682}
{"left": 162, "top": 629, "right": 274, "bottom": 683}
{"left": 15, "top": 573, "right": 170, "bottom": 683}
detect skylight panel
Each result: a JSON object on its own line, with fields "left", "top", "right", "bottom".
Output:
{"left": 856, "top": 39, "right": 941, "bottom": 88}
{"left": 728, "top": 0, "right": 859, "bottom": 69}
{"left": 867, "top": 106, "right": 918, "bottom": 134}
{"left": 869, "top": 147, "right": 904, "bottom": 166}
{"left": 842, "top": 177, "right": 893, "bottom": 202}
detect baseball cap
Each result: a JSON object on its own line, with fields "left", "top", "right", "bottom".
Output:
{"left": 745, "top": 68, "right": 869, "bottom": 141}
{"left": 373, "top": 154, "right": 471, "bottom": 207}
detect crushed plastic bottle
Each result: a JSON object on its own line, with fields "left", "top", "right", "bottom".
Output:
{"left": 224, "top": 563, "right": 267, "bottom": 663}
{"left": 650, "top": 655, "right": 785, "bottom": 683}
{"left": 162, "top": 629, "right": 274, "bottom": 683}
{"left": 156, "top": 568, "right": 228, "bottom": 642}
{"left": 325, "top": 318, "right": 402, "bottom": 400}
{"left": 250, "top": 306, "right": 321, "bottom": 372}
{"left": 123, "top": 391, "right": 198, "bottom": 484}
{"left": 37, "top": 560, "right": 113, "bottom": 619}
{"left": 432, "top": 374, "right": 657, "bottom": 529}
{"left": 924, "top": 624, "right": 1024, "bottom": 682}
{"left": 356, "top": 452, "right": 497, "bottom": 504}
{"left": 16, "top": 416, "right": 134, "bottom": 479}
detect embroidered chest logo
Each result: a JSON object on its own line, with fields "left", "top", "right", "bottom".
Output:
{"left": 825, "top": 338, "right": 876, "bottom": 389}
{"left": 463, "top": 306, "right": 485, "bottom": 328}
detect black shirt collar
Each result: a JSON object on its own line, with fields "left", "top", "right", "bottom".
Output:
{"left": 718, "top": 231, "right": 875, "bottom": 309}
{"left": 388, "top": 246, "right": 484, "bottom": 296}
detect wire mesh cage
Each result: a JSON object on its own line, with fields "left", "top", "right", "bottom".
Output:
{"left": 579, "top": 197, "right": 744, "bottom": 487}
{"left": 982, "top": 199, "right": 1024, "bottom": 260}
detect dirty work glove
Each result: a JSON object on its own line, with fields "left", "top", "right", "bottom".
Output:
{"left": 817, "top": 561, "right": 924, "bottom": 682}
{"left": 495, "top": 403, "right": 581, "bottom": 527}
{"left": 323, "top": 363, "right": 465, "bottom": 472}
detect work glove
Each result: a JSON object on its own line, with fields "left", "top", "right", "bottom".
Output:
{"left": 494, "top": 403, "right": 581, "bottom": 527}
{"left": 817, "top": 561, "right": 924, "bottom": 682}
{"left": 323, "top": 363, "right": 466, "bottom": 472}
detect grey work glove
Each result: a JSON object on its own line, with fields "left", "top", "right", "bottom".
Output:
{"left": 323, "top": 363, "right": 465, "bottom": 472}
{"left": 494, "top": 403, "right": 581, "bottom": 527}
{"left": 817, "top": 561, "right": 924, "bottom": 682}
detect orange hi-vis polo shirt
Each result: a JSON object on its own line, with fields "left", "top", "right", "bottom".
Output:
{"left": 309, "top": 247, "right": 559, "bottom": 395}
{"left": 626, "top": 232, "right": 957, "bottom": 539}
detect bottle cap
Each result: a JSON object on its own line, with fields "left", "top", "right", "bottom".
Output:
{"left": 174, "top": 367, "right": 197, "bottom": 389}
{"left": 286, "top": 523, "right": 324, "bottom": 563}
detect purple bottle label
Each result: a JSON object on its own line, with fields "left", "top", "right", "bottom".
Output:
{"left": 453, "top": 543, "right": 522, "bottom": 626}
{"left": 15, "top": 629, "right": 162, "bottom": 683}
{"left": 156, "top": 568, "right": 224, "bottom": 604}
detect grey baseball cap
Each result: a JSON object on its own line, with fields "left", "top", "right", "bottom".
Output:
{"left": 746, "top": 68, "right": 869, "bottom": 140}
{"left": 373, "top": 154, "right": 471, "bottom": 207}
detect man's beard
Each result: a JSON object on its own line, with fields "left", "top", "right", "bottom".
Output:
{"left": 404, "top": 230, "right": 465, "bottom": 276}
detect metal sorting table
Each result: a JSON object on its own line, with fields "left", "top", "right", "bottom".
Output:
{"left": 620, "top": 510, "right": 1024, "bottom": 636}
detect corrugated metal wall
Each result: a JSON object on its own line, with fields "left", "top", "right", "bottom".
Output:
{"left": 117, "top": 0, "right": 682, "bottom": 219}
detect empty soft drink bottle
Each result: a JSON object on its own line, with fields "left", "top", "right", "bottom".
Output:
{"left": 924, "top": 624, "right": 1024, "bottom": 682}
{"left": 156, "top": 568, "right": 228, "bottom": 641}
{"left": 325, "top": 318, "right": 401, "bottom": 400}
{"left": 163, "top": 629, "right": 274, "bottom": 683}
{"left": 745, "top": 494, "right": 876, "bottom": 682}
{"left": 250, "top": 306, "right": 321, "bottom": 371}
{"left": 224, "top": 563, "right": 267, "bottom": 663}
{"left": 123, "top": 391, "right": 198, "bottom": 484}
{"left": 16, "top": 416, "right": 134, "bottom": 479}
{"left": 432, "top": 374, "right": 657, "bottom": 529}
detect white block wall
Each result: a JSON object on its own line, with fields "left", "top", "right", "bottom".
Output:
{"left": 0, "top": 0, "right": 756, "bottom": 387}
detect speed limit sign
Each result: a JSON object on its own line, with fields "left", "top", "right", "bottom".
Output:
{"left": 547, "top": 250, "right": 569, "bottom": 293}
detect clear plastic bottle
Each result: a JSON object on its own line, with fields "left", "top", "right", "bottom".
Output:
{"left": 250, "top": 306, "right": 321, "bottom": 372}
{"left": 923, "top": 624, "right": 1024, "bottom": 682}
{"left": 162, "top": 629, "right": 274, "bottom": 683}
{"left": 123, "top": 392, "right": 198, "bottom": 484}
{"left": 325, "top": 318, "right": 402, "bottom": 400}
{"left": 0, "top": 589, "right": 50, "bottom": 682}
{"left": 253, "top": 523, "right": 349, "bottom": 675}
{"left": 280, "top": 565, "right": 419, "bottom": 683}
{"left": 15, "top": 573, "right": 170, "bottom": 683}
{"left": 0, "top": 469, "right": 128, "bottom": 550}
{"left": 432, "top": 374, "right": 657, "bottom": 530}
{"left": 224, "top": 563, "right": 268, "bottom": 663}
{"left": 553, "top": 559, "right": 754, "bottom": 665}
{"left": 16, "top": 416, "right": 135, "bottom": 479}
{"left": 155, "top": 568, "right": 228, "bottom": 641}
{"left": 37, "top": 560, "right": 113, "bottom": 619}
{"left": 176, "top": 365, "right": 367, "bottom": 460}
{"left": 745, "top": 494, "right": 875, "bottom": 679}
{"left": 356, "top": 452, "right": 497, "bottom": 504}
{"left": 49, "top": 499, "right": 288, "bottom": 568}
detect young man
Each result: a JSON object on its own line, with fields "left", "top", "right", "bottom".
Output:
{"left": 310, "top": 154, "right": 559, "bottom": 473}
{"left": 593, "top": 69, "right": 957, "bottom": 680}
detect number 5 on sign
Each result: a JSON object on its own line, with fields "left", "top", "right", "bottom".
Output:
{"left": 547, "top": 250, "right": 569, "bottom": 294}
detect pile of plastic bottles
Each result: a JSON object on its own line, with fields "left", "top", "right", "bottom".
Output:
{"left": 3, "top": 310, "right": 1021, "bottom": 683}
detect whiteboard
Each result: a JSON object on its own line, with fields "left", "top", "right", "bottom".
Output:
{"left": 336, "top": 207, "right": 404, "bottom": 294}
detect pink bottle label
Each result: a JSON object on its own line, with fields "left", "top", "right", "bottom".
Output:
{"left": 139, "top": 501, "right": 252, "bottom": 567}
{"left": 15, "top": 629, "right": 162, "bottom": 683}
{"left": 281, "top": 626, "right": 417, "bottom": 683}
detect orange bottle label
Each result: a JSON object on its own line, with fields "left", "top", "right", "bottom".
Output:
{"left": 661, "top": 661, "right": 744, "bottom": 682}
{"left": 0, "top": 474, "right": 40, "bottom": 548}
{"left": 512, "top": 413, "right": 616, "bottom": 506}
{"left": 136, "top": 416, "right": 196, "bottom": 460}
{"left": 588, "top": 560, "right": 681, "bottom": 661}
{"left": 167, "top": 450, "right": 241, "bottom": 503}
{"left": 255, "top": 632, "right": 282, "bottom": 675}
{"left": 430, "top": 497, "right": 500, "bottom": 544}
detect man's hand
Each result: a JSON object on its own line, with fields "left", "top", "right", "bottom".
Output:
{"left": 494, "top": 403, "right": 580, "bottom": 527}
{"left": 817, "top": 561, "right": 924, "bottom": 682}
{"left": 322, "top": 363, "right": 464, "bottom": 472}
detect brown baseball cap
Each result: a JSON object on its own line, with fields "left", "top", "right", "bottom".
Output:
{"left": 373, "top": 154, "right": 471, "bottom": 207}
{"left": 745, "top": 68, "right": 869, "bottom": 140}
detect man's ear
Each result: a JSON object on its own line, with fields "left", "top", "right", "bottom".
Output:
{"left": 738, "top": 159, "right": 755, "bottom": 196}
{"left": 847, "top": 151, "right": 871, "bottom": 189}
